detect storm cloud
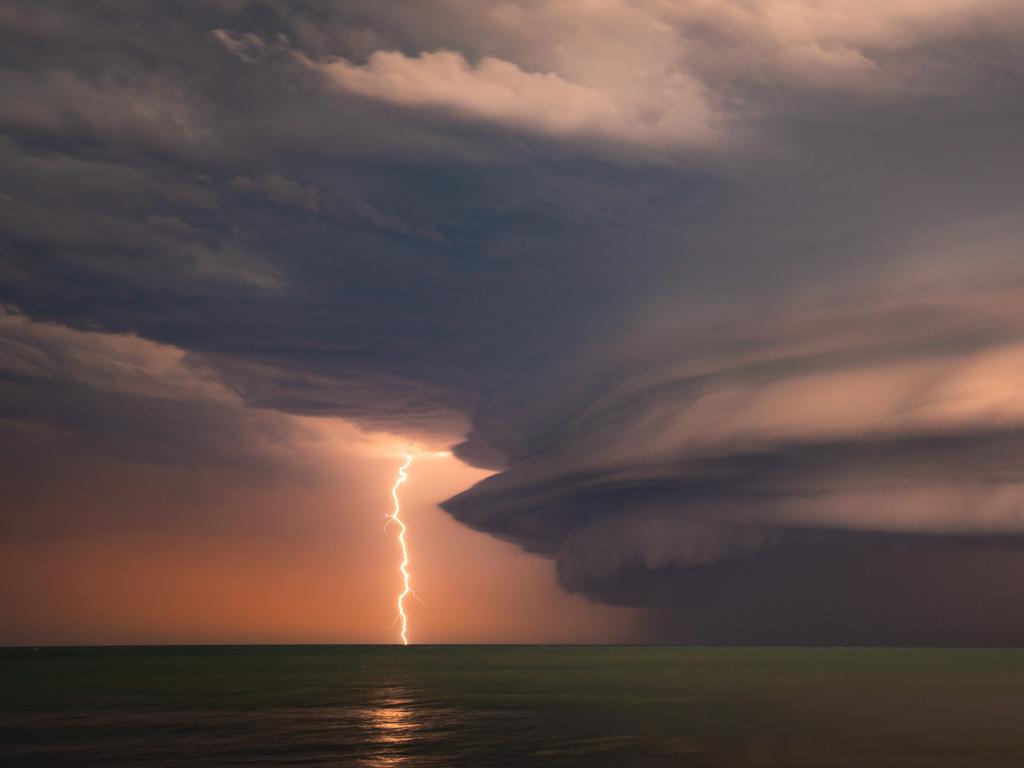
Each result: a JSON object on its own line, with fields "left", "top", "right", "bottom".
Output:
{"left": 3, "top": 0, "right": 1024, "bottom": 642}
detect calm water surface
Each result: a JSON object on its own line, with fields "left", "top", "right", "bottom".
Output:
{"left": 3, "top": 646, "right": 1024, "bottom": 766}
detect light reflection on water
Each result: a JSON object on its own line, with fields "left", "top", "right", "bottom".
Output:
{"left": 349, "top": 684, "right": 491, "bottom": 767}
{"left": 361, "top": 688, "right": 418, "bottom": 766}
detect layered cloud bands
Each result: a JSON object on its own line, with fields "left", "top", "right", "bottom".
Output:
{"left": 444, "top": 293, "right": 1024, "bottom": 641}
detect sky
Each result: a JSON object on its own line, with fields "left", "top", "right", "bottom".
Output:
{"left": 2, "top": 0, "right": 1024, "bottom": 645}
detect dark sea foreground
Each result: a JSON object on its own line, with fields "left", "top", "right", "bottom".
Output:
{"left": 3, "top": 646, "right": 1024, "bottom": 767}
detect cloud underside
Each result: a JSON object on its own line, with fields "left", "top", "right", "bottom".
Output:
{"left": 445, "top": 429, "right": 1024, "bottom": 642}
{"left": 443, "top": 297, "right": 1024, "bottom": 640}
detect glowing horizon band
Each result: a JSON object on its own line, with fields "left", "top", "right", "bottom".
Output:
{"left": 389, "top": 453, "right": 415, "bottom": 645}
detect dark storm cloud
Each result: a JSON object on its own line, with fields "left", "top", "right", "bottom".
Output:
{"left": 0, "top": 307, "right": 310, "bottom": 476}
{"left": 1, "top": 0, "right": 681, "bottom": 438}
{"left": 4, "top": 0, "right": 1024, "bottom": 641}
{"left": 444, "top": 294, "right": 1024, "bottom": 641}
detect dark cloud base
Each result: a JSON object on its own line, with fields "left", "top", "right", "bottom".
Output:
{"left": 605, "top": 534, "right": 1024, "bottom": 645}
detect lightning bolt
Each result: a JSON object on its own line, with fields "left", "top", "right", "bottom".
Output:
{"left": 383, "top": 449, "right": 449, "bottom": 645}
{"left": 389, "top": 453, "right": 415, "bottom": 645}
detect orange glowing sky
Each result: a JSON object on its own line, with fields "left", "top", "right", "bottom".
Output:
{"left": 0, "top": 415, "right": 639, "bottom": 646}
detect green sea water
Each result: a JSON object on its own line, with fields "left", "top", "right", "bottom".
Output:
{"left": 3, "top": 646, "right": 1023, "bottom": 766}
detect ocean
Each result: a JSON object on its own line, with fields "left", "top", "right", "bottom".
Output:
{"left": 3, "top": 646, "right": 1023, "bottom": 766}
